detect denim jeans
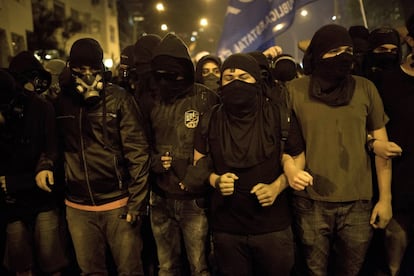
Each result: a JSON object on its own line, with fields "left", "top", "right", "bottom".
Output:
{"left": 66, "top": 206, "right": 143, "bottom": 276}
{"left": 3, "top": 209, "right": 68, "bottom": 273}
{"left": 291, "top": 197, "right": 373, "bottom": 276}
{"left": 150, "top": 192, "right": 210, "bottom": 276}
{"left": 212, "top": 227, "right": 294, "bottom": 276}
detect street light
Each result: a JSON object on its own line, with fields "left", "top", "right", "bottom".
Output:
{"left": 161, "top": 24, "right": 168, "bottom": 31}
{"left": 199, "top": 18, "right": 208, "bottom": 27}
{"left": 156, "top": 3, "right": 165, "bottom": 12}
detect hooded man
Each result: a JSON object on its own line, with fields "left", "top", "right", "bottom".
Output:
{"left": 0, "top": 67, "right": 68, "bottom": 275}
{"left": 287, "top": 24, "right": 392, "bottom": 276}
{"left": 8, "top": 51, "right": 51, "bottom": 95}
{"left": 142, "top": 33, "right": 218, "bottom": 275}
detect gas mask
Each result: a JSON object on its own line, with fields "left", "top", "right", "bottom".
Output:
{"left": 73, "top": 72, "right": 104, "bottom": 105}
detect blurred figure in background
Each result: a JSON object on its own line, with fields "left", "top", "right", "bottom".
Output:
{"left": 195, "top": 54, "right": 222, "bottom": 93}
{"left": 118, "top": 44, "right": 137, "bottom": 94}
{"left": 348, "top": 25, "right": 370, "bottom": 76}
{"left": 43, "top": 59, "right": 66, "bottom": 101}
{"left": 0, "top": 64, "right": 68, "bottom": 275}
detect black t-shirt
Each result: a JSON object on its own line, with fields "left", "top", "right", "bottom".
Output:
{"left": 195, "top": 106, "right": 305, "bottom": 234}
{"left": 378, "top": 67, "right": 414, "bottom": 212}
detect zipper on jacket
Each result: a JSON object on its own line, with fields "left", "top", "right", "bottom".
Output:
{"left": 79, "top": 108, "right": 96, "bottom": 205}
{"left": 113, "top": 155, "right": 123, "bottom": 190}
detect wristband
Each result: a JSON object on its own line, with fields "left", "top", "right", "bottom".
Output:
{"left": 366, "top": 138, "right": 377, "bottom": 153}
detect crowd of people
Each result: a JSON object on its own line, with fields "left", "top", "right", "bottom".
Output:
{"left": 0, "top": 14, "right": 413, "bottom": 276}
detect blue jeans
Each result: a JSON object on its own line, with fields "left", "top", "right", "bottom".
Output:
{"left": 291, "top": 197, "right": 373, "bottom": 276}
{"left": 66, "top": 206, "right": 143, "bottom": 276}
{"left": 150, "top": 192, "right": 210, "bottom": 276}
{"left": 3, "top": 209, "right": 68, "bottom": 273}
{"left": 212, "top": 227, "right": 294, "bottom": 276}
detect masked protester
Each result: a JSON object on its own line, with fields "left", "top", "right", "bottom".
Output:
{"left": 43, "top": 58, "right": 66, "bottom": 101}
{"left": 0, "top": 68, "right": 69, "bottom": 275}
{"left": 368, "top": 15, "right": 414, "bottom": 276}
{"left": 142, "top": 33, "right": 219, "bottom": 275}
{"left": 195, "top": 54, "right": 222, "bottom": 92}
{"left": 193, "top": 53, "right": 311, "bottom": 276}
{"left": 54, "top": 38, "right": 150, "bottom": 275}
{"left": 118, "top": 44, "right": 137, "bottom": 93}
{"left": 366, "top": 27, "right": 402, "bottom": 86}
{"left": 8, "top": 51, "right": 51, "bottom": 95}
{"left": 348, "top": 25, "right": 370, "bottom": 77}
{"left": 287, "top": 24, "right": 392, "bottom": 276}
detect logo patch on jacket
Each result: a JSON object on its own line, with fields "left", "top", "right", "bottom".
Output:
{"left": 184, "top": 110, "right": 199, "bottom": 128}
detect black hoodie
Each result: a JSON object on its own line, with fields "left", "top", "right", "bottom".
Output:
{"left": 146, "top": 33, "right": 219, "bottom": 199}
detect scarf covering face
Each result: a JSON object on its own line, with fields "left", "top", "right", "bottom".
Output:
{"left": 304, "top": 24, "right": 356, "bottom": 106}
{"left": 214, "top": 53, "right": 278, "bottom": 168}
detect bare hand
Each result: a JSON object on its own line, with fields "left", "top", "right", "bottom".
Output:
{"left": 251, "top": 183, "right": 278, "bottom": 207}
{"left": 35, "top": 170, "right": 54, "bottom": 192}
{"left": 286, "top": 169, "right": 313, "bottom": 191}
{"left": 262, "top": 45, "right": 283, "bottom": 58}
{"left": 373, "top": 140, "right": 402, "bottom": 159}
{"left": 370, "top": 200, "right": 392, "bottom": 229}
{"left": 161, "top": 152, "right": 172, "bottom": 170}
{"left": 0, "top": 176, "right": 6, "bottom": 193}
{"left": 215, "top": 173, "right": 239, "bottom": 196}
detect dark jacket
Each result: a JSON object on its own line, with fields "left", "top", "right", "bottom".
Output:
{"left": 0, "top": 91, "right": 59, "bottom": 222}
{"left": 54, "top": 82, "right": 149, "bottom": 215}
{"left": 145, "top": 33, "right": 219, "bottom": 199}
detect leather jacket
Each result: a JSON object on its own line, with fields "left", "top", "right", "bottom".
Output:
{"left": 54, "top": 83, "right": 149, "bottom": 215}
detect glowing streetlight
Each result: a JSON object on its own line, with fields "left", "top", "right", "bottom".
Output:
{"left": 199, "top": 18, "right": 208, "bottom": 27}
{"left": 156, "top": 3, "right": 165, "bottom": 12}
{"left": 161, "top": 24, "right": 168, "bottom": 31}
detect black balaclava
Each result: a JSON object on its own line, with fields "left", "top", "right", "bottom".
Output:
{"left": 151, "top": 33, "right": 194, "bottom": 103}
{"left": 367, "top": 27, "right": 401, "bottom": 71}
{"left": 195, "top": 54, "right": 222, "bottom": 92}
{"left": 271, "top": 54, "right": 298, "bottom": 82}
{"left": 220, "top": 53, "right": 261, "bottom": 118}
{"left": 9, "top": 51, "right": 51, "bottom": 94}
{"left": 304, "top": 24, "right": 355, "bottom": 106}
{"left": 214, "top": 53, "right": 277, "bottom": 168}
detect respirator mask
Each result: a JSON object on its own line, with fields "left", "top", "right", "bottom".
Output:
{"left": 71, "top": 67, "right": 104, "bottom": 105}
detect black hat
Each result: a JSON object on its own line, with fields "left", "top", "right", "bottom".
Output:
{"left": 0, "top": 68, "right": 17, "bottom": 106}
{"left": 134, "top": 34, "right": 162, "bottom": 73}
{"left": 368, "top": 27, "right": 400, "bottom": 50}
{"left": 69, "top": 38, "right": 103, "bottom": 69}
{"left": 120, "top": 45, "right": 135, "bottom": 67}
{"left": 221, "top": 53, "right": 261, "bottom": 82}
{"left": 303, "top": 24, "right": 353, "bottom": 74}
{"left": 8, "top": 51, "right": 51, "bottom": 92}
